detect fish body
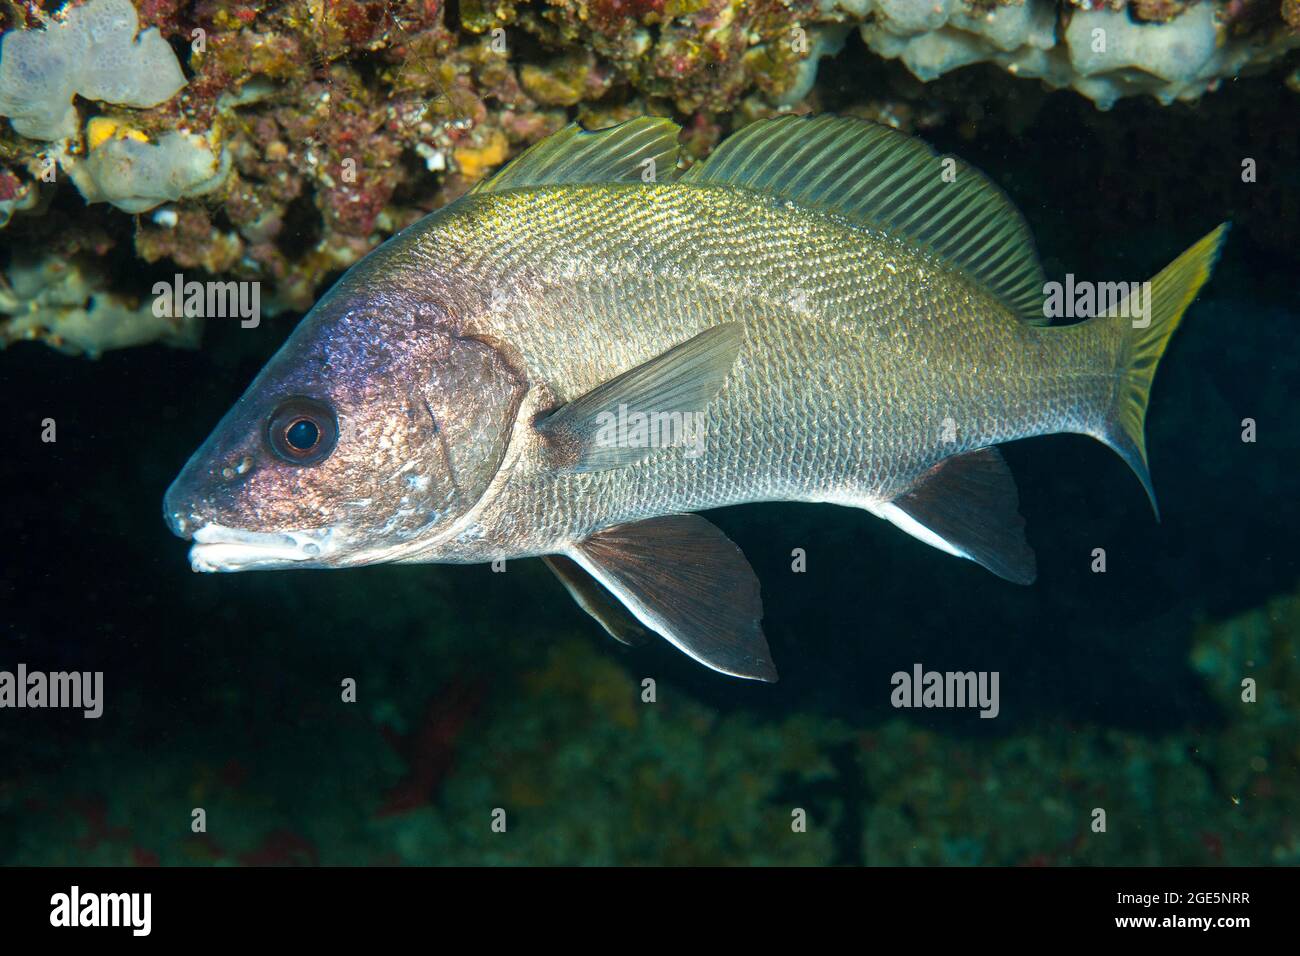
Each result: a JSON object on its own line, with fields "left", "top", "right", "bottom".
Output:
{"left": 164, "top": 116, "right": 1226, "bottom": 680}
{"left": 401, "top": 181, "right": 1109, "bottom": 561}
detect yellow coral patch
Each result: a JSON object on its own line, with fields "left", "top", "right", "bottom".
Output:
{"left": 453, "top": 130, "right": 510, "bottom": 183}
{"left": 86, "top": 117, "right": 149, "bottom": 149}
{"left": 85, "top": 118, "right": 118, "bottom": 149}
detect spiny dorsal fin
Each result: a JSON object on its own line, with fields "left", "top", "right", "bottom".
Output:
{"left": 471, "top": 117, "right": 682, "bottom": 194}
{"left": 682, "top": 115, "right": 1048, "bottom": 323}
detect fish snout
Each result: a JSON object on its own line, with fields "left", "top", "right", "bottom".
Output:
{"left": 162, "top": 477, "right": 198, "bottom": 540}
{"left": 164, "top": 442, "right": 262, "bottom": 540}
{"left": 163, "top": 464, "right": 228, "bottom": 541}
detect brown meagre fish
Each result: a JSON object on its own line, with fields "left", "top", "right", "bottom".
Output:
{"left": 164, "top": 115, "right": 1227, "bottom": 681}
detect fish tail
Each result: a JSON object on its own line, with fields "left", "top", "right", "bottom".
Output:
{"left": 1100, "top": 223, "right": 1229, "bottom": 519}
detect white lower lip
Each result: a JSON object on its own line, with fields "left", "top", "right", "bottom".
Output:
{"left": 189, "top": 524, "right": 336, "bottom": 572}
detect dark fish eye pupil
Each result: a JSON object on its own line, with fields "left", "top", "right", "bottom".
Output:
{"left": 267, "top": 397, "right": 337, "bottom": 466}
{"left": 286, "top": 418, "right": 319, "bottom": 450}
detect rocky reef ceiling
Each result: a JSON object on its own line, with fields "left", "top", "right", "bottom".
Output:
{"left": 0, "top": 0, "right": 1296, "bottom": 355}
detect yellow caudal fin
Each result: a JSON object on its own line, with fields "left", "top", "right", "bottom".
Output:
{"left": 1105, "top": 223, "right": 1229, "bottom": 518}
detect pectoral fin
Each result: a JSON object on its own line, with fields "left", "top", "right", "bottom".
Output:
{"left": 566, "top": 515, "right": 777, "bottom": 682}
{"left": 543, "top": 554, "right": 649, "bottom": 647}
{"left": 880, "top": 446, "right": 1037, "bottom": 585}
{"left": 536, "top": 324, "right": 742, "bottom": 473}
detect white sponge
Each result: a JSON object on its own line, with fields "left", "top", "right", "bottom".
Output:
{"left": 69, "top": 129, "right": 230, "bottom": 213}
{"left": 852, "top": 0, "right": 1300, "bottom": 109}
{"left": 0, "top": 0, "right": 185, "bottom": 140}
{"left": 1065, "top": 4, "right": 1217, "bottom": 84}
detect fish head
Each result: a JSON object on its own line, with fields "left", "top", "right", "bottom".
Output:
{"left": 163, "top": 281, "right": 525, "bottom": 572}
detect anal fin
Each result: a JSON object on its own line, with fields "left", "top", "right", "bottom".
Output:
{"left": 881, "top": 447, "right": 1036, "bottom": 585}
{"left": 566, "top": 515, "right": 777, "bottom": 682}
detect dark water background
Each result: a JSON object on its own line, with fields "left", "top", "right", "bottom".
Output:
{"left": 1, "top": 49, "right": 1297, "bottom": 864}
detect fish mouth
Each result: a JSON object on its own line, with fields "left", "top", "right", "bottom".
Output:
{"left": 188, "top": 523, "right": 339, "bottom": 573}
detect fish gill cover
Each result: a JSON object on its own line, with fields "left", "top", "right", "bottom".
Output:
{"left": 0, "top": 0, "right": 1296, "bottom": 880}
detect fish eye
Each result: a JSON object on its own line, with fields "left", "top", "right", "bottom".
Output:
{"left": 267, "top": 397, "right": 338, "bottom": 466}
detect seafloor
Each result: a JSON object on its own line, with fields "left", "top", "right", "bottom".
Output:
{"left": 0, "top": 1, "right": 1297, "bottom": 865}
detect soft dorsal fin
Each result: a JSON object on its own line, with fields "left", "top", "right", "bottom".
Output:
{"left": 682, "top": 115, "right": 1048, "bottom": 323}
{"left": 470, "top": 117, "right": 683, "bottom": 194}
